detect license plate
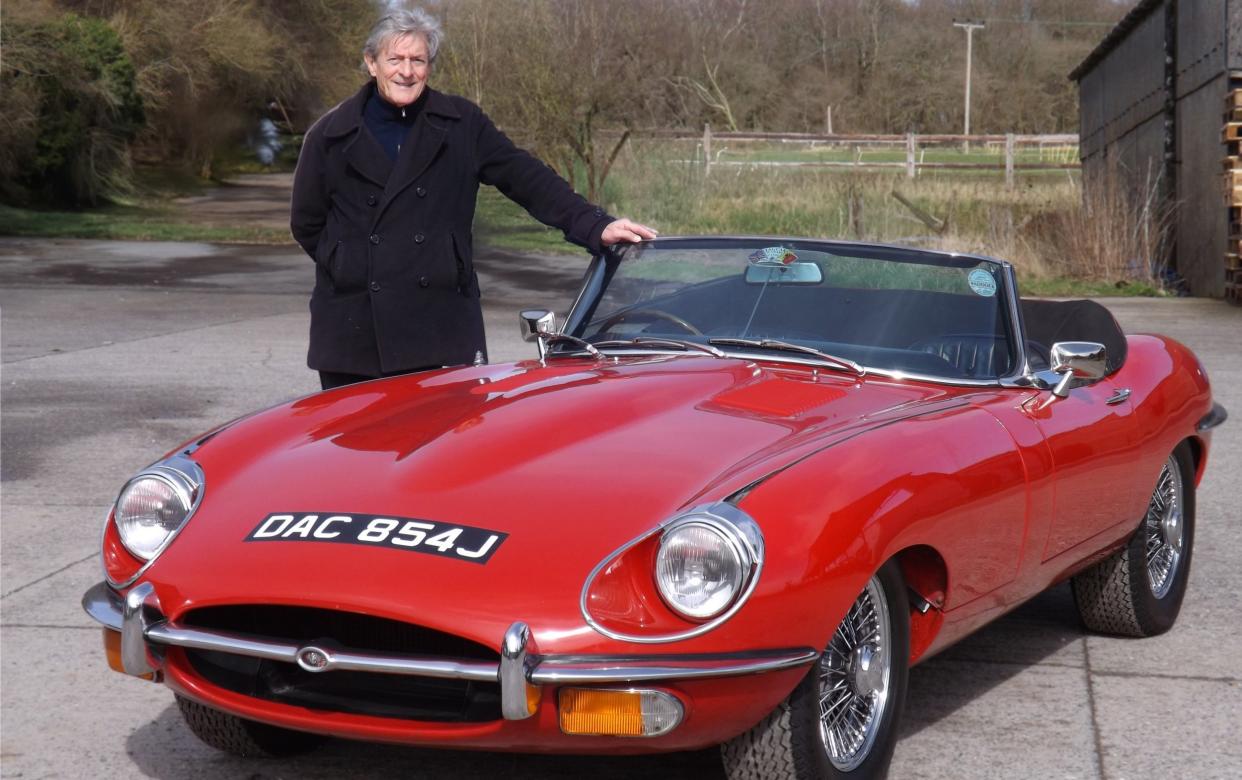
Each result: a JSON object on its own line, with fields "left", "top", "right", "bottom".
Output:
{"left": 245, "top": 512, "right": 507, "bottom": 564}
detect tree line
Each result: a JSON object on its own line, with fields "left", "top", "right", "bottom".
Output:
{"left": 1, "top": 0, "right": 1132, "bottom": 208}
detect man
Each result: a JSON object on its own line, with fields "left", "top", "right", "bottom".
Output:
{"left": 290, "top": 7, "right": 656, "bottom": 390}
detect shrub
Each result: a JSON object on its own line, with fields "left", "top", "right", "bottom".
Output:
{"left": 0, "top": 13, "right": 144, "bottom": 207}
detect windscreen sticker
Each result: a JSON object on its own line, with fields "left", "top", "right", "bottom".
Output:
{"left": 748, "top": 246, "right": 798, "bottom": 266}
{"left": 244, "top": 512, "right": 507, "bottom": 564}
{"left": 967, "top": 269, "right": 997, "bottom": 297}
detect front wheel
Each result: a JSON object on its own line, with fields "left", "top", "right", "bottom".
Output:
{"left": 176, "top": 695, "right": 326, "bottom": 758}
{"left": 722, "top": 560, "right": 910, "bottom": 780}
{"left": 1072, "top": 442, "right": 1196, "bottom": 637}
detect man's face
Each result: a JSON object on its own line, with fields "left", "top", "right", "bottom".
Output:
{"left": 365, "top": 33, "right": 430, "bottom": 108}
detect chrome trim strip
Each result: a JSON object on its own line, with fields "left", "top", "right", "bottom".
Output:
{"left": 530, "top": 648, "right": 818, "bottom": 684}
{"left": 552, "top": 347, "right": 1018, "bottom": 389}
{"left": 500, "top": 622, "right": 536, "bottom": 720}
{"left": 145, "top": 624, "right": 300, "bottom": 664}
{"left": 1197, "top": 402, "right": 1227, "bottom": 432}
{"left": 580, "top": 503, "right": 766, "bottom": 644}
{"left": 1000, "top": 262, "right": 1030, "bottom": 382}
{"left": 82, "top": 581, "right": 124, "bottom": 631}
{"left": 144, "top": 623, "right": 501, "bottom": 681}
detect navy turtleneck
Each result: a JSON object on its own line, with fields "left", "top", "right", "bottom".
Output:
{"left": 363, "top": 83, "right": 427, "bottom": 162}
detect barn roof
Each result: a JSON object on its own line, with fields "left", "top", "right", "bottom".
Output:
{"left": 1069, "top": 0, "right": 1164, "bottom": 81}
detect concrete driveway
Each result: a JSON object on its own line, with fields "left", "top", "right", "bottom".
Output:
{"left": 1, "top": 237, "right": 1239, "bottom": 779}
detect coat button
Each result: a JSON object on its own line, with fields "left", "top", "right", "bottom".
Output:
{"left": 369, "top": 234, "right": 381, "bottom": 245}
{"left": 370, "top": 281, "right": 381, "bottom": 292}
{"left": 366, "top": 195, "right": 377, "bottom": 206}
{"left": 418, "top": 277, "right": 430, "bottom": 288}
{"left": 416, "top": 187, "right": 427, "bottom": 197}
{"left": 594, "top": 208, "right": 605, "bottom": 217}
{"left": 414, "top": 233, "right": 425, "bottom": 244}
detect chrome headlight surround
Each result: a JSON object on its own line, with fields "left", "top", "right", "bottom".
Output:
{"left": 580, "top": 502, "right": 765, "bottom": 644}
{"left": 106, "top": 454, "right": 205, "bottom": 583}
{"left": 655, "top": 512, "right": 761, "bottom": 621}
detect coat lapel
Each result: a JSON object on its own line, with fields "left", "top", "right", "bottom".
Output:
{"left": 374, "top": 90, "right": 461, "bottom": 223}
{"left": 380, "top": 113, "right": 446, "bottom": 206}
{"left": 343, "top": 129, "right": 391, "bottom": 189}
{"left": 323, "top": 82, "right": 390, "bottom": 189}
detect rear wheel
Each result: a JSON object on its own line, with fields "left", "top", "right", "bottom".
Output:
{"left": 176, "top": 695, "right": 325, "bottom": 758}
{"left": 722, "top": 560, "right": 910, "bottom": 779}
{"left": 1072, "top": 443, "right": 1195, "bottom": 637}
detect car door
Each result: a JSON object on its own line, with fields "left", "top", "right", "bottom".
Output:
{"left": 1023, "top": 376, "right": 1143, "bottom": 561}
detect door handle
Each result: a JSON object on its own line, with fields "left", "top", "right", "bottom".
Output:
{"left": 1106, "top": 388, "right": 1131, "bottom": 405}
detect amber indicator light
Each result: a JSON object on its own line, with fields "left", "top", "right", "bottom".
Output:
{"left": 557, "top": 687, "right": 683, "bottom": 737}
{"left": 558, "top": 688, "right": 647, "bottom": 736}
{"left": 102, "top": 628, "right": 155, "bottom": 680}
{"left": 103, "top": 628, "right": 125, "bottom": 673}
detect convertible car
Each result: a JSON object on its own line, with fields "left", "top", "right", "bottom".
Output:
{"left": 84, "top": 237, "right": 1224, "bottom": 778}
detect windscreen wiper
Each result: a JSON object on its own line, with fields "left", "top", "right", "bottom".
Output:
{"left": 708, "top": 338, "right": 864, "bottom": 375}
{"left": 593, "top": 337, "right": 726, "bottom": 357}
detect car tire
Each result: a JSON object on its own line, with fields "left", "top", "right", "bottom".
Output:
{"left": 176, "top": 695, "right": 326, "bottom": 757}
{"left": 721, "top": 560, "right": 910, "bottom": 780}
{"left": 1071, "top": 442, "right": 1195, "bottom": 638}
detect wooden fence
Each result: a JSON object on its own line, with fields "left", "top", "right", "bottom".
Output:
{"left": 625, "top": 126, "right": 1080, "bottom": 186}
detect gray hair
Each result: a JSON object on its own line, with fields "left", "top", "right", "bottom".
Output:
{"left": 362, "top": 7, "right": 443, "bottom": 67}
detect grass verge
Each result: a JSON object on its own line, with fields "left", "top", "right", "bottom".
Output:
{"left": 0, "top": 203, "right": 289, "bottom": 243}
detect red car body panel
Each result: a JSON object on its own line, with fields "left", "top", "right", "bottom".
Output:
{"left": 98, "top": 319, "right": 1216, "bottom": 752}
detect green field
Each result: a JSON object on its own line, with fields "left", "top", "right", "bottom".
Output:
{"left": 1, "top": 140, "right": 1167, "bottom": 296}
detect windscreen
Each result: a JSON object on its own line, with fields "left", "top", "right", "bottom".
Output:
{"left": 570, "top": 239, "right": 1016, "bottom": 381}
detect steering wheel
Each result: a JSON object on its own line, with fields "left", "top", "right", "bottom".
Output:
{"left": 597, "top": 308, "right": 703, "bottom": 336}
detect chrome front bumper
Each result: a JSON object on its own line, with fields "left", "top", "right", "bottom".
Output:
{"left": 83, "top": 582, "right": 817, "bottom": 721}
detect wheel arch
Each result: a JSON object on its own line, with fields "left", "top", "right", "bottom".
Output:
{"left": 1184, "top": 434, "right": 1207, "bottom": 486}
{"left": 891, "top": 545, "right": 948, "bottom": 664}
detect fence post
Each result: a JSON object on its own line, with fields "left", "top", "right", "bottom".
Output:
{"left": 1005, "top": 133, "right": 1016, "bottom": 188}
{"left": 826, "top": 105, "right": 834, "bottom": 135}
{"left": 703, "top": 122, "right": 712, "bottom": 177}
{"left": 906, "top": 133, "right": 917, "bottom": 179}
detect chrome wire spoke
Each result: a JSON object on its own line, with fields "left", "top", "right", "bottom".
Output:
{"left": 817, "top": 577, "right": 892, "bottom": 772}
{"left": 1143, "top": 457, "right": 1184, "bottom": 599}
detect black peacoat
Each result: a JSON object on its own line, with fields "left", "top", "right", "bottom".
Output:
{"left": 290, "top": 82, "right": 613, "bottom": 376}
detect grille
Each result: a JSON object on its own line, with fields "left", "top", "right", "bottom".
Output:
{"left": 180, "top": 605, "right": 501, "bottom": 722}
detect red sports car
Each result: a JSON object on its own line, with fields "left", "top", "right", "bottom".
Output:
{"left": 84, "top": 238, "right": 1224, "bottom": 779}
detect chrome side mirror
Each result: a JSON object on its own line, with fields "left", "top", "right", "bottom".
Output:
{"left": 519, "top": 308, "right": 556, "bottom": 359}
{"left": 1050, "top": 341, "right": 1107, "bottom": 398}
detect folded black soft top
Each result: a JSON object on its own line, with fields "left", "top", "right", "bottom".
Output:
{"left": 1020, "top": 299, "right": 1127, "bottom": 375}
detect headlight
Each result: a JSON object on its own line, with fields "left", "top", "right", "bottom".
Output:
{"left": 113, "top": 456, "right": 203, "bottom": 561}
{"left": 655, "top": 513, "right": 760, "bottom": 621}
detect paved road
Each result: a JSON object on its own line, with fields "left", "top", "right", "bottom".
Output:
{"left": 1, "top": 237, "right": 1239, "bottom": 779}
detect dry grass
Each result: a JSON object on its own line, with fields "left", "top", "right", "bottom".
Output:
{"left": 1037, "top": 160, "right": 1173, "bottom": 283}
{"left": 600, "top": 143, "right": 1170, "bottom": 291}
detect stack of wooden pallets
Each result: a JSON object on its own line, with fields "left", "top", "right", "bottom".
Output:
{"left": 1227, "top": 86, "right": 1242, "bottom": 304}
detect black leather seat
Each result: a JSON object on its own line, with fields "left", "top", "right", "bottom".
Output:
{"left": 915, "top": 335, "right": 1012, "bottom": 378}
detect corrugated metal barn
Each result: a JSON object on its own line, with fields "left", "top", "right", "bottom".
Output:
{"left": 1071, "top": 0, "right": 1242, "bottom": 300}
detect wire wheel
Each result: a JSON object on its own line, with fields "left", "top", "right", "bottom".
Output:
{"left": 817, "top": 576, "right": 891, "bottom": 771}
{"left": 1144, "top": 454, "right": 1184, "bottom": 599}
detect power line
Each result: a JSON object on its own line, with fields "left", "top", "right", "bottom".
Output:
{"left": 980, "top": 17, "right": 1118, "bottom": 27}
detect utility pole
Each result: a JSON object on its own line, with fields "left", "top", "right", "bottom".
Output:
{"left": 953, "top": 19, "right": 985, "bottom": 153}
